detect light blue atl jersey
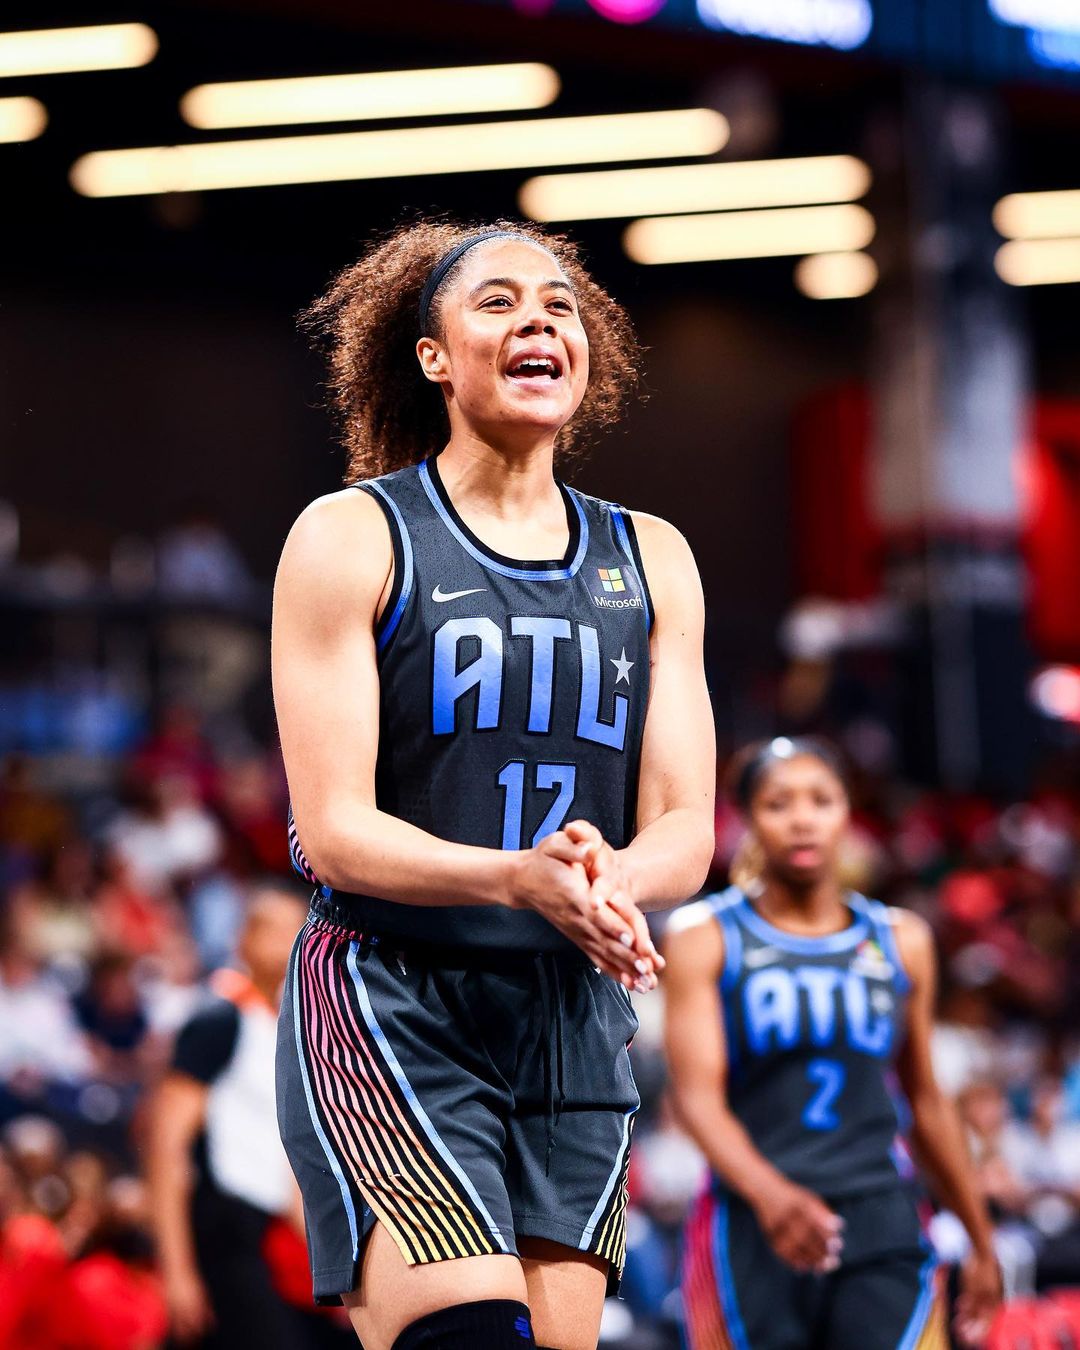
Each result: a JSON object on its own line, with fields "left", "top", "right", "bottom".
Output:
{"left": 291, "top": 456, "right": 652, "bottom": 953}
{"left": 710, "top": 887, "right": 914, "bottom": 1198}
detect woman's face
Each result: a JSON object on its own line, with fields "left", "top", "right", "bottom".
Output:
{"left": 749, "top": 754, "right": 850, "bottom": 888}
{"left": 419, "top": 238, "right": 590, "bottom": 445}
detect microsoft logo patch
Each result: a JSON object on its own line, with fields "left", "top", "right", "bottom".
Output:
{"left": 598, "top": 567, "right": 626, "bottom": 594}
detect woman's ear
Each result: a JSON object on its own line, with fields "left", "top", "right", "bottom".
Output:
{"left": 416, "top": 337, "right": 449, "bottom": 385}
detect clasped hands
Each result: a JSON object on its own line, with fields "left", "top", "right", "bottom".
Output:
{"left": 509, "top": 817, "right": 663, "bottom": 992}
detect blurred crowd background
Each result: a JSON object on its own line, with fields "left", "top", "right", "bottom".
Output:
{"left": 7, "top": 0, "right": 1080, "bottom": 1346}
{"left": 3, "top": 582, "right": 1080, "bottom": 1347}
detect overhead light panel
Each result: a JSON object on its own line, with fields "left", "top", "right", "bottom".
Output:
{"left": 994, "top": 189, "right": 1080, "bottom": 240}
{"left": 520, "top": 153, "right": 871, "bottom": 222}
{"left": 70, "top": 108, "right": 728, "bottom": 197}
{"left": 623, "top": 204, "right": 875, "bottom": 264}
{"left": 794, "top": 251, "right": 877, "bottom": 298}
{"left": 0, "top": 23, "right": 157, "bottom": 78}
{"left": 0, "top": 96, "right": 47, "bottom": 142}
{"left": 181, "top": 63, "right": 561, "bottom": 129}
{"left": 995, "top": 237, "right": 1080, "bottom": 286}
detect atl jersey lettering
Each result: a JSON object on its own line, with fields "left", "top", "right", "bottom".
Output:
{"left": 290, "top": 456, "right": 652, "bottom": 952}
{"left": 711, "top": 887, "right": 914, "bottom": 1198}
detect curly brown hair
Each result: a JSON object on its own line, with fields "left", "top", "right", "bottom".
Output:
{"left": 300, "top": 217, "right": 644, "bottom": 482}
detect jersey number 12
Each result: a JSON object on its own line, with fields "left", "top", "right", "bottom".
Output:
{"left": 497, "top": 761, "right": 577, "bottom": 850}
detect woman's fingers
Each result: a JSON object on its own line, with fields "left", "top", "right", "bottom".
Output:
{"left": 540, "top": 831, "right": 594, "bottom": 866}
{"left": 602, "top": 889, "right": 662, "bottom": 968}
{"left": 563, "top": 819, "right": 604, "bottom": 860}
{"left": 581, "top": 934, "right": 658, "bottom": 991}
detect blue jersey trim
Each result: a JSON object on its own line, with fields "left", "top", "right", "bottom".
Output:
{"left": 707, "top": 892, "right": 744, "bottom": 997}
{"left": 733, "top": 892, "right": 870, "bottom": 955}
{"left": 418, "top": 458, "right": 589, "bottom": 581}
{"left": 363, "top": 480, "right": 415, "bottom": 653}
{"left": 610, "top": 506, "right": 653, "bottom": 633}
{"left": 851, "top": 895, "right": 914, "bottom": 995}
{"left": 713, "top": 1196, "right": 752, "bottom": 1350}
{"left": 897, "top": 1252, "right": 939, "bottom": 1350}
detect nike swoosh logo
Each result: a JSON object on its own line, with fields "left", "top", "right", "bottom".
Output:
{"left": 431, "top": 585, "right": 487, "bottom": 603}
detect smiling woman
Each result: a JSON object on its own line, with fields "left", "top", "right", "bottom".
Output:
{"left": 299, "top": 218, "right": 641, "bottom": 478}
{"left": 272, "top": 217, "right": 715, "bottom": 1350}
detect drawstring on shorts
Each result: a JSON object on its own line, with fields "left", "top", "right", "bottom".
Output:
{"left": 535, "top": 953, "right": 567, "bottom": 1175}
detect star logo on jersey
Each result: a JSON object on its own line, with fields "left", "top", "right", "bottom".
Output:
{"left": 611, "top": 649, "right": 634, "bottom": 685}
{"left": 871, "top": 988, "right": 894, "bottom": 1015}
{"left": 432, "top": 584, "right": 487, "bottom": 603}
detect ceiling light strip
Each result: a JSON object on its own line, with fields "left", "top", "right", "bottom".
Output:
{"left": 520, "top": 154, "right": 872, "bottom": 222}
{"left": 994, "top": 189, "right": 1080, "bottom": 241}
{"left": 995, "top": 237, "right": 1080, "bottom": 286}
{"left": 70, "top": 108, "right": 729, "bottom": 197}
{"left": 0, "top": 95, "right": 47, "bottom": 142}
{"left": 0, "top": 23, "right": 157, "bottom": 78}
{"left": 794, "top": 251, "right": 877, "bottom": 298}
{"left": 623, "top": 204, "right": 876, "bottom": 264}
{"left": 181, "top": 63, "right": 561, "bottom": 129}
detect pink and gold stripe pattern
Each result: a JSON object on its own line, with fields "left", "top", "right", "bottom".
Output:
{"left": 681, "top": 1189, "right": 736, "bottom": 1350}
{"left": 294, "top": 921, "right": 503, "bottom": 1266}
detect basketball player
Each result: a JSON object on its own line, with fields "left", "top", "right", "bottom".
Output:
{"left": 272, "top": 221, "right": 715, "bottom": 1350}
{"left": 666, "top": 738, "right": 1001, "bottom": 1349}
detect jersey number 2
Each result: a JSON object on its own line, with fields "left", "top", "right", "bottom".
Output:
{"left": 497, "top": 761, "right": 577, "bottom": 850}
{"left": 802, "top": 1058, "right": 846, "bottom": 1131}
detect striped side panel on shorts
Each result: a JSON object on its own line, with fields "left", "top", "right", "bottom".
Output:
{"left": 579, "top": 1108, "right": 635, "bottom": 1272}
{"left": 288, "top": 805, "right": 320, "bottom": 885}
{"left": 900, "top": 1258, "right": 949, "bottom": 1350}
{"left": 295, "top": 924, "right": 506, "bottom": 1266}
{"left": 680, "top": 1189, "right": 735, "bottom": 1350}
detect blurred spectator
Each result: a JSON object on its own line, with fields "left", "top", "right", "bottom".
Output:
{"left": 145, "top": 886, "right": 322, "bottom": 1349}
{"left": 1001, "top": 1076, "right": 1080, "bottom": 1289}
{"left": 0, "top": 921, "right": 94, "bottom": 1125}
{"left": 132, "top": 706, "right": 218, "bottom": 806}
{"left": 0, "top": 1120, "right": 167, "bottom": 1350}
{"left": 156, "top": 505, "right": 253, "bottom": 605}
{"left": 932, "top": 986, "right": 1004, "bottom": 1097}
{"left": 140, "top": 930, "right": 205, "bottom": 1037}
{"left": 215, "top": 755, "right": 290, "bottom": 877}
{"left": 0, "top": 755, "right": 71, "bottom": 874}
{"left": 957, "top": 1080, "right": 1028, "bottom": 1217}
{"left": 73, "top": 953, "right": 152, "bottom": 1088}
{"left": 7, "top": 839, "right": 98, "bottom": 967}
{"left": 92, "top": 852, "right": 179, "bottom": 961}
{"left": 106, "top": 772, "right": 222, "bottom": 897}
{"left": 631, "top": 1096, "right": 706, "bottom": 1232}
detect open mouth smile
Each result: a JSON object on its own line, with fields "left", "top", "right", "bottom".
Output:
{"left": 506, "top": 354, "right": 564, "bottom": 381}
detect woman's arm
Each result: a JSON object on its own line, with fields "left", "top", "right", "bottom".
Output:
{"left": 663, "top": 904, "right": 843, "bottom": 1272}
{"left": 272, "top": 490, "right": 647, "bottom": 983}
{"left": 894, "top": 910, "right": 1001, "bottom": 1342}
{"left": 616, "top": 515, "right": 715, "bottom": 910}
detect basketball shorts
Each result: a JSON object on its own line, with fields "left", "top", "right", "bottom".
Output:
{"left": 681, "top": 1185, "right": 948, "bottom": 1350}
{"left": 276, "top": 896, "right": 640, "bottom": 1304}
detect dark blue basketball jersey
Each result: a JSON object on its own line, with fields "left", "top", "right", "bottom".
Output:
{"left": 290, "top": 456, "right": 652, "bottom": 953}
{"left": 710, "top": 887, "right": 914, "bottom": 1199}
